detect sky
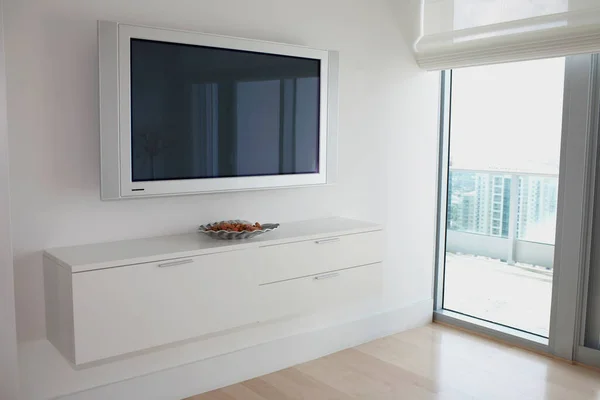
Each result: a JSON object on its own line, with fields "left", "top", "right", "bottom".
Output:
{"left": 449, "top": 57, "right": 565, "bottom": 175}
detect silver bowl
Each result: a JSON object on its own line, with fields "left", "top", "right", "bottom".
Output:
{"left": 198, "top": 220, "right": 280, "bottom": 240}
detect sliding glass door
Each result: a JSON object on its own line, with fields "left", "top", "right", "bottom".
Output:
{"left": 581, "top": 158, "right": 600, "bottom": 364}
{"left": 577, "top": 64, "right": 600, "bottom": 367}
{"left": 436, "top": 55, "right": 600, "bottom": 358}
{"left": 442, "top": 58, "right": 564, "bottom": 338}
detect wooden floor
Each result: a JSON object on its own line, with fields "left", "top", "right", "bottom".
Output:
{"left": 187, "top": 323, "right": 600, "bottom": 400}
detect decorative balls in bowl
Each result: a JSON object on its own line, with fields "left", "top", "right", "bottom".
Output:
{"left": 198, "top": 220, "right": 280, "bottom": 240}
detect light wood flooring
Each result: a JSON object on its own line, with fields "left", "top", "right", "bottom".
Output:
{"left": 187, "top": 323, "right": 600, "bottom": 400}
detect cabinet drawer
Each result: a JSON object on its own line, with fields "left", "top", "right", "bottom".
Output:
{"left": 259, "top": 230, "right": 383, "bottom": 284}
{"left": 259, "top": 262, "right": 382, "bottom": 321}
{"left": 71, "top": 249, "right": 259, "bottom": 365}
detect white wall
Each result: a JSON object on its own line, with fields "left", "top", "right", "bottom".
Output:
{"left": 4, "top": 0, "right": 439, "bottom": 396}
{"left": 388, "top": 0, "right": 423, "bottom": 53}
{"left": 516, "top": 240, "right": 554, "bottom": 269}
{"left": 0, "top": 0, "right": 20, "bottom": 398}
{"left": 447, "top": 230, "right": 510, "bottom": 261}
{"left": 446, "top": 230, "right": 555, "bottom": 268}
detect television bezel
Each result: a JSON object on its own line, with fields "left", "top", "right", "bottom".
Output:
{"left": 99, "top": 21, "right": 338, "bottom": 199}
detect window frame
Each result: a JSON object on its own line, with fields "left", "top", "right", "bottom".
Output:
{"left": 433, "top": 55, "right": 600, "bottom": 360}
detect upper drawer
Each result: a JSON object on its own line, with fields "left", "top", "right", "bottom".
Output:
{"left": 259, "top": 230, "right": 383, "bottom": 284}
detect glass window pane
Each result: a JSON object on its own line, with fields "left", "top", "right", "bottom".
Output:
{"left": 129, "top": 39, "right": 321, "bottom": 182}
{"left": 443, "top": 58, "right": 564, "bottom": 338}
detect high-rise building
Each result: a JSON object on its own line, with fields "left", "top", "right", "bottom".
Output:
{"left": 449, "top": 191, "right": 476, "bottom": 232}
{"left": 448, "top": 170, "right": 558, "bottom": 244}
{"left": 517, "top": 176, "right": 558, "bottom": 243}
{"left": 473, "top": 173, "right": 511, "bottom": 237}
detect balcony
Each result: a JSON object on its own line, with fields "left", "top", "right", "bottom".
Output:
{"left": 444, "top": 168, "right": 557, "bottom": 337}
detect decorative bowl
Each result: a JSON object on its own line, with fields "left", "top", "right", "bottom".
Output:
{"left": 198, "top": 220, "right": 280, "bottom": 240}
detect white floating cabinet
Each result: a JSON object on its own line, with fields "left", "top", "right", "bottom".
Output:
{"left": 44, "top": 218, "right": 383, "bottom": 366}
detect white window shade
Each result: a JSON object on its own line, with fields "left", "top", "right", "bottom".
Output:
{"left": 416, "top": 0, "right": 600, "bottom": 70}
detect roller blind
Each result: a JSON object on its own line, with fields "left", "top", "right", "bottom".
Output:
{"left": 415, "top": 0, "right": 600, "bottom": 70}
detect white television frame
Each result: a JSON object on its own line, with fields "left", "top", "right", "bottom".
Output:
{"left": 99, "top": 21, "right": 339, "bottom": 200}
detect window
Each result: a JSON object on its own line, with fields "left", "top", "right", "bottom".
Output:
{"left": 440, "top": 58, "right": 564, "bottom": 338}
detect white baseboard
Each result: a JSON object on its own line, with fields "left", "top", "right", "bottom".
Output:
{"left": 59, "top": 299, "right": 432, "bottom": 400}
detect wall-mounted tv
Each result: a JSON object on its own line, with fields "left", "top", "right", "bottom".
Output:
{"left": 99, "top": 21, "right": 339, "bottom": 200}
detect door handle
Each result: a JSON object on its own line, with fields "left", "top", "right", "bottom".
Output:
{"left": 315, "top": 238, "right": 340, "bottom": 245}
{"left": 313, "top": 272, "right": 341, "bottom": 281}
{"left": 158, "top": 259, "right": 194, "bottom": 268}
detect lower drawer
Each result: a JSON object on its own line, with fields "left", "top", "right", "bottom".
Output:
{"left": 258, "top": 262, "right": 382, "bottom": 321}
{"left": 71, "top": 249, "right": 260, "bottom": 365}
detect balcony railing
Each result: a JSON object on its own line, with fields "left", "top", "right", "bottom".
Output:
{"left": 446, "top": 167, "right": 558, "bottom": 269}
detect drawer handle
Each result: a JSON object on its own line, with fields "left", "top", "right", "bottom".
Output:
{"left": 314, "top": 272, "right": 340, "bottom": 281}
{"left": 315, "top": 238, "right": 340, "bottom": 245}
{"left": 158, "top": 259, "right": 194, "bottom": 268}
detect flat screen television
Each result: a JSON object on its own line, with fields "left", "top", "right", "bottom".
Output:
{"left": 99, "top": 21, "right": 338, "bottom": 199}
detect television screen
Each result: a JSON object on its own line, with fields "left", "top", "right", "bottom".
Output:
{"left": 130, "top": 39, "right": 321, "bottom": 182}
